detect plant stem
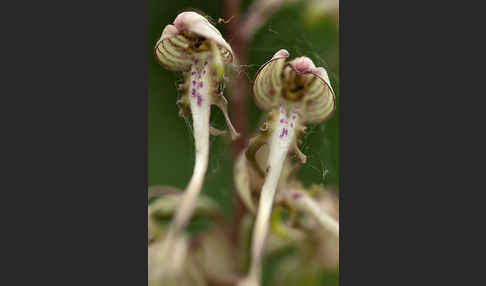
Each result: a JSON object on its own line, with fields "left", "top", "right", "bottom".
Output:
{"left": 225, "top": 0, "right": 248, "bottom": 158}
{"left": 243, "top": 107, "right": 299, "bottom": 285}
{"left": 224, "top": 0, "right": 249, "bottom": 250}
{"left": 169, "top": 60, "right": 212, "bottom": 237}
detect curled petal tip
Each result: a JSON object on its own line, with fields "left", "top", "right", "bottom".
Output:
{"left": 313, "top": 67, "right": 330, "bottom": 81}
{"left": 288, "top": 56, "right": 316, "bottom": 74}
{"left": 173, "top": 11, "right": 204, "bottom": 31}
{"left": 160, "top": 24, "right": 179, "bottom": 41}
{"left": 273, "top": 49, "right": 290, "bottom": 59}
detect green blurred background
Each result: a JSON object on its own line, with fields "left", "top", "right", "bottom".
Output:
{"left": 148, "top": 0, "right": 339, "bottom": 284}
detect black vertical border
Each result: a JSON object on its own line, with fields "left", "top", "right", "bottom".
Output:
{"left": 8, "top": 0, "right": 149, "bottom": 284}
{"left": 339, "top": 0, "right": 482, "bottom": 285}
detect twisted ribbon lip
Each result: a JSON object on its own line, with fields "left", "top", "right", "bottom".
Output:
{"left": 252, "top": 49, "right": 336, "bottom": 123}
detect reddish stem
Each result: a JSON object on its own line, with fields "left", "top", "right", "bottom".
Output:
{"left": 224, "top": 0, "right": 248, "bottom": 158}
{"left": 224, "top": 0, "right": 248, "bottom": 248}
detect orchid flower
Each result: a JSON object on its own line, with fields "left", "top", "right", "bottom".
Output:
{"left": 154, "top": 11, "right": 239, "bottom": 241}
{"left": 239, "top": 49, "right": 336, "bottom": 286}
{"left": 272, "top": 188, "right": 339, "bottom": 285}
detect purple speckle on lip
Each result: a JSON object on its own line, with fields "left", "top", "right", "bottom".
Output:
{"left": 191, "top": 71, "right": 196, "bottom": 75}
{"left": 290, "top": 123, "right": 294, "bottom": 128}
{"left": 279, "top": 128, "right": 288, "bottom": 138}
{"left": 280, "top": 119, "right": 284, "bottom": 123}
{"left": 192, "top": 89, "right": 196, "bottom": 96}
{"left": 292, "top": 193, "right": 303, "bottom": 200}
{"left": 197, "top": 95, "right": 202, "bottom": 106}
{"left": 199, "top": 82, "right": 203, "bottom": 88}
{"left": 192, "top": 80, "right": 196, "bottom": 86}
{"left": 194, "top": 59, "right": 199, "bottom": 64}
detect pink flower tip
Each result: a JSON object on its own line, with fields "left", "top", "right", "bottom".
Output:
{"left": 288, "top": 57, "right": 316, "bottom": 74}
{"left": 272, "top": 49, "right": 290, "bottom": 59}
{"left": 173, "top": 11, "right": 206, "bottom": 32}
